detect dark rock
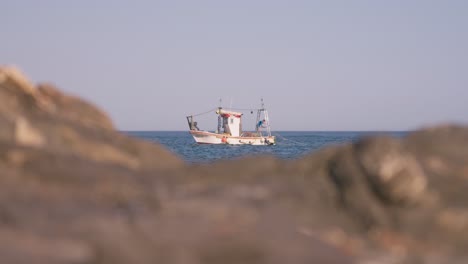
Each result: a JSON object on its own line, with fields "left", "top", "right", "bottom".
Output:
{"left": 354, "top": 136, "right": 427, "bottom": 206}
{"left": 405, "top": 125, "right": 468, "bottom": 207}
{"left": 328, "top": 144, "right": 394, "bottom": 231}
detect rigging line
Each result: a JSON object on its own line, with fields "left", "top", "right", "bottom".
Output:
{"left": 191, "top": 108, "right": 218, "bottom": 117}
{"left": 228, "top": 107, "right": 262, "bottom": 111}
{"left": 273, "top": 132, "right": 307, "bottom": 146}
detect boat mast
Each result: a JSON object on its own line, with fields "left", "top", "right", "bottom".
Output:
{"left": 261, "top": 98, "right": 272, "bottom": 137}
{"left": 255, "top": 99, "right": 262, "bottom": 135}
{"left": 217, "top": 98, "right": 222, "bottom": 134}
{"left": 256, "top": 98, "right": 272, "bottom": 137}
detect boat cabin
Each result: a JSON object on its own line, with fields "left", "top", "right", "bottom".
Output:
{"left": 217, "top": 109, "right": 243, "bottom": 136}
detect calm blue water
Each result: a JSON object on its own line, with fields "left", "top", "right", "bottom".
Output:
{"left": 125, "top": 131, "right": 406, "bottom": 163}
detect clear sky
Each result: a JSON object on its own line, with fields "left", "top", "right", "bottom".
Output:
{"left": 3, "top": 0, "right": 467, "bottom": 131}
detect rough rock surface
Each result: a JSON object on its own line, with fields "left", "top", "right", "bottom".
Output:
{"left": 1, "top": 66, "right": 468, "bottom": 263}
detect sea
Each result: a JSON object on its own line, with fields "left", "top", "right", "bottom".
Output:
{"left": 126, "top": 131, "right": 407, "bottom": 164}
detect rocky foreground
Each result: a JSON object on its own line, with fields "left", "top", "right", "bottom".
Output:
{"left": 0, "top": 67, "right": 467, "bottom": 264}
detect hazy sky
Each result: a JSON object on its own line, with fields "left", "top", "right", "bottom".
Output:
{"left": 3, "top": 0, "right": 467, "bottom": 131}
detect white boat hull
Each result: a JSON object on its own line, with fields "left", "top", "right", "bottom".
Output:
{"left": 190, "top": 131, "right": 275, "bottom": 145}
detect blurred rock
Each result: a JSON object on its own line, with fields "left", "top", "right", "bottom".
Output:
{"left": 1, "top": 66, "right": 468, "bottom": 263}
{"left": 0, "top": 67, "right": 182, "bottom": 170}
{"left": 14, "top": 117, "right": 46, "bottom": 147}
{"left": 354, "top": 136, "right": 428, "bottom": 206}
{"left": 37, "top": 83, "right": 115, "bottom": 130}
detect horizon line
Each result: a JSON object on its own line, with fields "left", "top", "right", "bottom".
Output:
{"left": 120, "top": 129, "right": 411, "bottom": 132}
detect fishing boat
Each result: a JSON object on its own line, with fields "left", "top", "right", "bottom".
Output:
{"left": 186, "top": 100, "right": 276, "bottom": 145}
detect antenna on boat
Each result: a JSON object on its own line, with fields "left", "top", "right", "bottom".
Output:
{"left": 216, "top": 98, "right": 222, "bottom": 134}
